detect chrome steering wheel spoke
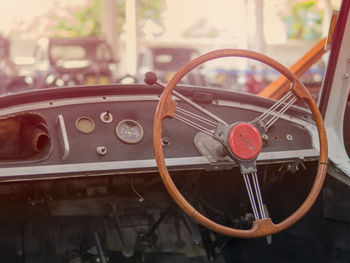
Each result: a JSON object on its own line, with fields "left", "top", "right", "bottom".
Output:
{"left": 170, "top": 89, "right": 228, "bottom": 137}
{"left": 255, "top": 89, "right": 297, "bottom": 132}
{"left": 171, "top": 89, "right": 227, "bottom": 125}
{"left": 242, "top": 172, "right": 267, "bottom": 220}
{"left": 145, "top": 71, "right": 226, "bottom": 137}
{"left": 173, "top": 107, "right": 217, "bottom": 137}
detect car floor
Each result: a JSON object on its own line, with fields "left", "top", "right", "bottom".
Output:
{"left": 0, "top": 175, "right": 348, "bottom": 262}
{"left": 221, "top": 176, "right": 350, "bottom": 263}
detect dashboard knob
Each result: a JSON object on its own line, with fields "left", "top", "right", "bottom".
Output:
{"left": 96, "top": 146, "right": 107, "bottom": 155}
{"left": 144, "top": 72, "right": 158, "bottom": 85}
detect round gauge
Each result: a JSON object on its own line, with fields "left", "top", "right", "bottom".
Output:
{"left": 116, "top": 119, "right": 144, "bottom": 144}
{"left": 76, "top": 117, "right": 95, "bottom": 134}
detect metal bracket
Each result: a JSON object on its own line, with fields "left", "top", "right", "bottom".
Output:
{"left": 194, "top": 131, "right": 235, "bottom": 167}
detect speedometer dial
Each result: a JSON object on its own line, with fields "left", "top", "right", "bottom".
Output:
{"left": 116, "top": 119, "right": 144, "bottom": 144}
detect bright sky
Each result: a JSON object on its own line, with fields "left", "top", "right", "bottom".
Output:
{"left": 0, "top": 0, "right": 333, "bottom": 44}
{"left": 0, "top": 0, "right": 285, "bottom": 41}
{"left": 159, "top": 0, "right": 287, "bottom": 46}
{"left": 0, "top": 0, "right": 50, "bottom": 33}
{"left": 163, "top": 0, "right": 250, "bottom": 37}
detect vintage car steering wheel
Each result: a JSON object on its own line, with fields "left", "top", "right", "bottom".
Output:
{"left": 152, "top": 49, "right": 328, "bottom": 238}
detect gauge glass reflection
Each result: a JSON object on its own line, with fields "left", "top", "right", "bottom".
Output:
{"left": 116, "top": 119, "right": 144, "bottom": 144}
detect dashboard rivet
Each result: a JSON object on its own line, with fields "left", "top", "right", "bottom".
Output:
{"left": 161, "top": 136, "right": 171, "bottom": 146}
{"left": 262, "top": 134, "right": 268, "bottom": 140}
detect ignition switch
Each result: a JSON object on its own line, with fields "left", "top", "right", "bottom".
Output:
{"left": 100, "top": 110, "right": 113, "bottom": 123}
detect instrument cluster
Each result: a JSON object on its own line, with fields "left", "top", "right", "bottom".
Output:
{"left": 75, "top": 112, "right": 144, "bottom": 145}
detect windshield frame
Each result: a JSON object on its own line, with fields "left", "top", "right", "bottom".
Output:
{"left": 318, "top": 0, "right": 350, "bottom": 117}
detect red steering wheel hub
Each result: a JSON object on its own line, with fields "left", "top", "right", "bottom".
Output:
{"left": 228, "top": 123, "right": 262, "bottom": 160}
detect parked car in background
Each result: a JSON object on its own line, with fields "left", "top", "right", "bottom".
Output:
{"left": 32, "top": 37, "right": 118, "bottom": 89}
{"left": 139, "top": 45, "right": 206, "bottom": 86}
{"left": 0, "top": 35, "right": 33, "bottom": 93}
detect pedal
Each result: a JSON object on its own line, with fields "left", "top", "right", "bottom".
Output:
{"left": 182, "top": 213, "right": 202, "bottom": 245}
{"left": 110, "top": 203, "right": 134, "bottom": 258}
{"left": 157, "top": 223, "right": 175, "bottom": 252}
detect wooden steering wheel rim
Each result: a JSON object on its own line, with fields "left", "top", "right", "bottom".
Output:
{"left": 153, "top": 49, "right": 328, "bottom": 238}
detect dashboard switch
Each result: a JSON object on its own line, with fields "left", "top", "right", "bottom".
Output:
{"left": 100, "top": 111, "right": 113, "bottom": 123}
{"left": 96, "top": 146, "right": 107, "bottom": 155}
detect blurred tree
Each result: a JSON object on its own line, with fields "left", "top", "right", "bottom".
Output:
{"left": 119, "top": 0, "right": 164, "bottom": 35}
{"left": 283, "top": 0, "right": 323, "bottom": 40}
{"left": 50, "top": 0, "right": 102, "bottom": 37}
{"left": 49, "top": 0, "right": 164, "bottom": 37}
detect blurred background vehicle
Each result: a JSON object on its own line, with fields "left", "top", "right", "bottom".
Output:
{"left": 2, "top": 0, "right": 335, "bottom": 99}
{"left": 0, "top": 35, "right": 33, "bottom": 93}
{"left": 138, "top": 45, "right": 206, "bottom": 85}
{"left": 31, "top": 36, "right": 118, "bottom": 89}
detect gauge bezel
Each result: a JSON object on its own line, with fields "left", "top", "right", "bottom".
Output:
{"left": 115, "top": 119, "right": 144, "bottom": 144}
{"left": 75, "top": 116, "right": 95, "bottom": 134}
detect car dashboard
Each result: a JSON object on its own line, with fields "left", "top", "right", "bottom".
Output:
{"left": 0, "top": 84, "right": 318, "bottom": 181}
{"left": 0, "top": 83, "right": 327, "bottom": 262}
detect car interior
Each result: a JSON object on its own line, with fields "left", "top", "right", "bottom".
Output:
{"left": 0, "top": 1, "right": 349, "bottom": 263}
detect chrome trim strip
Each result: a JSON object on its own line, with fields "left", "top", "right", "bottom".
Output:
{"left": 0, "top": 94, "right": 309, "bottom": 127}
{"left": 57, "top": 114, "right": 70, "bottom": 160}
{"left": 259, "top": 149, "right": 318, "bottom": 160}
{"left": 0, "top": 149, "right": 318, "bottom": 179}
{"left": 0, "top": 157, "right": 207, "bottom": 177}
{"left": 0, "top": 95, "right": 161, "bottom": 116}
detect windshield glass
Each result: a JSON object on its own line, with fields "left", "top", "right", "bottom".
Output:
{"left": 0, "top": 0, "right": 341, "bottom": 98}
